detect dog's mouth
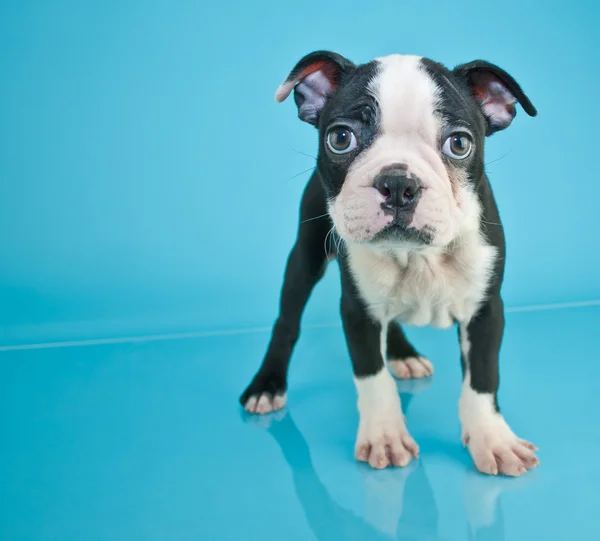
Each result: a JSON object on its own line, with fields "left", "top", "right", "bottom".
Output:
{"left": 371, "top": 219, "right": 433, "bottom": 245}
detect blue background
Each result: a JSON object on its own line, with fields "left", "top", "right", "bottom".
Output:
{"left": 2, "top": 3, "right": 600, "bottom": 541}
{"left": 1, "top": 0, "right": 599, "bottom": 346}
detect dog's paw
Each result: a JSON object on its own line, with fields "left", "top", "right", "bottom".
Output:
{"left": 462, "top": 420, "right": 539, "bottom": 477}
{"left": 244, "top": 393, "right": 287, "bottom": 414}
{"left": 355, "top": 412, "right": 419, "bottom": 469}
{"left": 388, "top": 356, "right": 434, "bottom": 379}
{"left": 460, "top": 384, "right": 539, "bottom": 476}
{"left": 240, "top": 371, "right": 287, "bottom": 415}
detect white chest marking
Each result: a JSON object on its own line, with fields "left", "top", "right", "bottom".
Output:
{"left": 346, "top": 232, "right": 496, "bottom": 327}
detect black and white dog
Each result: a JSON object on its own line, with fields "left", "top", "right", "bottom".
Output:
{"left": 240, "top": 51, "right": 538, "bottom": 476}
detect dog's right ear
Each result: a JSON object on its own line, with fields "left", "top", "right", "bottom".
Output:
{"left": 275, "top": 51, "right": 355, "bottom": 126}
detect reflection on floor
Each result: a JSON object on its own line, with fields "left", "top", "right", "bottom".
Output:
{"left": 1, "top": 305, "right": 599, "bottom": 540}
{"left": 250, "top": 392, "right": 504, "bottom": 541}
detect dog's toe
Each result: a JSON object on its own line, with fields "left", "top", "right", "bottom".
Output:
{"left": 355, "top": 413, "right": 419, "bottom": 470}
{"left": 244, "top": 392, "right": 287, "bottom": 414}
{"left": 388, "top": 357, "right": 434, "bottom": 379}
{"left": 240, "top": 370, "right": 287, "bottom": 415}
{"left": 464, "top": 424, "right": 539, "bottom": 477}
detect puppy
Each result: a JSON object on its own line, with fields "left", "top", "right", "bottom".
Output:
{"left": 240, "top": 51, "right": 538, "bottom": 476}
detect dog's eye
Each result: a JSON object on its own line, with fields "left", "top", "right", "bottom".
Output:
{"left": 326, "top": 127, "right": 357, "bottom": 154}
{"left": 442, "top": 133, "right": 473, "bottom": 160}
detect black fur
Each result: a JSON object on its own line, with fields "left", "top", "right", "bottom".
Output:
{"left": 240, "top": 51, "right": 535, "bottom": 421}
{"left": 387, "top": 321, "right": 421, "bottom": 360}
{"left": 423, "top": 58, "right": 510, "bottom": 407}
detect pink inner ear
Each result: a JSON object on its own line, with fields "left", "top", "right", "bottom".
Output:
{"left": 471, "top": 72, "right": 517, "bottom": 128}
{"left": 274, "top": 61, "right": 337, "bottom": 103}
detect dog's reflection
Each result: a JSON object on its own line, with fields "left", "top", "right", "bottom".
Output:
{"left": 244, "top": 384, "right": 507, "bottom": 541}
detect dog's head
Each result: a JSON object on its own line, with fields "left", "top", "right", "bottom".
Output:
{"left": 276, "top": 52, "right": 536, "bottom": 247}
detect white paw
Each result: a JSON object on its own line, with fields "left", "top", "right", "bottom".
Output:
{"left": 388, "top": 356, "right": 434, "bottom": 379}
{"left": 462, "top": 419, "right": 539, "bottom": 476}
{"left": 459, "top": 377, "right": 539, "bottom": 476}
{"left": 464, "top": 428, "right": 539, "bottom": 477}
{"left": 244, "top": 393, "right": 287, "bottom": 415}
{"left": 354, "top": 368, "right": 420, "bottom": 469}
{"left": 355, "top": 412, "right": 419, "bottom": 469}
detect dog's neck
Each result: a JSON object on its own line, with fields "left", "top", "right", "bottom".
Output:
{"left": 340, "top": 182, "right": 495, "bottom": 328}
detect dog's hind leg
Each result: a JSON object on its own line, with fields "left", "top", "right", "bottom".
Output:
{"left": 386, "top": 321, "right": 434, "bottom": 380}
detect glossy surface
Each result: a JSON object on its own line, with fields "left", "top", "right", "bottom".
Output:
{"left": 2, "top": 0, "right": 600, "bottom": 345}
{"left": 2, "top": 1, "right": 599, "bottom": 538}
{"left": 2, "top": 305, "right": 599, "bottom": 540}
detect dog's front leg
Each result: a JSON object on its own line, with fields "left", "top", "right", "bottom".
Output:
{"left": 240, "top": 174, "right": 331, "bottom": 414}
{"left": 340, "top": 275, "right": 419, "bottom": 470}
{"left": 459, "top": 295, "right": 539, "bottom": 476}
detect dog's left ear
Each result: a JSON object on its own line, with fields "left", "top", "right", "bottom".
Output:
{"left": 274, "top": 51, "right": 355, "bottom": 126}
{"left": 454, "top": 60, "right": 537, "bottom": 135}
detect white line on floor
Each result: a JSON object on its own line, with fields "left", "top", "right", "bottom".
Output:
{"left": 2, "top": 300, "right": 599, "bottom": 352}
{"left": 505, "top": 299, "right": 600, "bottom": 313}
{"left": 0, "top": 322, "right": 341, "bottom": 352}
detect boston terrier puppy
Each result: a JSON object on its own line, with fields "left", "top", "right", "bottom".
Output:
{"left": 240, "top": 51, "right": 538, "bottom": 476}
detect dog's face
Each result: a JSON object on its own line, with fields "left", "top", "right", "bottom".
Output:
{"left": 276, "top": 52, "right": 536, "bottom": 247}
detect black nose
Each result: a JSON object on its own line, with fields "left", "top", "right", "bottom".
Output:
{"left": 373, "top": 167, "right": 423, "bottom": 211}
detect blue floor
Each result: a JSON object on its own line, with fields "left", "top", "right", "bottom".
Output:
{"left": 1, "top": 305, "right": 599, "bottom": 541}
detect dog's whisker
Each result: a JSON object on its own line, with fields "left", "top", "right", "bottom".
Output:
{"left": 333, "top": 231, "right": 340, "bottom": 254}
{"left": 324, "top": 226, "right": 335, "bottom": 258}
{"left": 481, "top": 219, "right": 502, "bottom": 227}
{"left": 337, "top": 232, "right": 345, "bottom": 254}
{"left": 300, "top": 213, "right": 330, "bottom": 225}
{"left": 485, "top": 150, "right": 512, "bottom": 167}
{"left": 331, "top": 227, "right": 345, "bottom": 256}
{"left": 284, "top": 166, "right": 316, "bottom": 183}
{"left": 288, "top": 144, "right": 317, "bottom": 161}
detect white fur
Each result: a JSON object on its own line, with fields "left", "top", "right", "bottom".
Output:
{"left": 459, "top": 326, "right": 538, "bottom": 476}
{"left": 373, "top": 55, "right": 440, "bottom": 142}
{"left": 331, "top": 55, "right": 497, "bottom": 328}
{"left": 459, "top": 375, "right": 532, "bottom": 476}
{"left": 346, "top": 230, "right": 496, "bottom": 327}
{"left": 329, "top": 54, "right": 477, "bottom": 247}
{"left": 354, "top": 367, "right": 418, "bottom": 469}
{"left": 379, "top": 324, "right": 389, "bottom": 360}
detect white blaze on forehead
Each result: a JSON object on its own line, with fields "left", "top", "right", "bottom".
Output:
{"left": 329, "top": 54, "right": 474, "bottom": 247}
{"left": 371, "top": 55, "right": 441, "bottom": 144}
